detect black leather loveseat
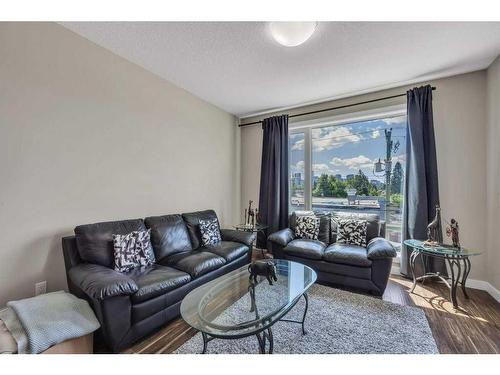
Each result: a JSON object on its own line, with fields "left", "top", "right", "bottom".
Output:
{"left": 268, "top": 211, "right": 396, "bottom": 296}
{"left": 62, "top": 210, "right": 254, "bottom": 352}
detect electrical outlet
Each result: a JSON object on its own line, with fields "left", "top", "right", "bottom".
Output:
{"left": 35, "top": 281, "right": 47, "bottom": 296}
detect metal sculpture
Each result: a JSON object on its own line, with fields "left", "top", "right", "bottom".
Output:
{"left": 425, "top": 205, "right": 442, "bottom": 245}
{"left": 446, "top": 218, "right": 460, "bottom": 248}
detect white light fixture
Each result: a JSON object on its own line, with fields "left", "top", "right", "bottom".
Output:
{"left": 269, "top": 22, "right": 317, "bottom": 47}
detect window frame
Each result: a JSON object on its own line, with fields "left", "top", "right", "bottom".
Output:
{"left": 289, "top": 104, "right": 407, "bottom": 212}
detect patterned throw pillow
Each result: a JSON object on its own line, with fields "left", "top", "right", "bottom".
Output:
{"left": 113, "top": 229, "right": 155, "bottom": 273}
{"left": 199, "top": 218, "right": 222, "bottom": 246}
{"left": 336, "top": 219, "right": 367, "bottom": 247}
{"left": 294, "top": 215, "right": 320, "bottom": 240}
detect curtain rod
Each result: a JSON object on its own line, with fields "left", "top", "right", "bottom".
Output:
{"left": 238, "top": 87, "right": 436, "bottom": 127}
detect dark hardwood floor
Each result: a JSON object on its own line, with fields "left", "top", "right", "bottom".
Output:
{"left": 121, "top": 272, "right": 500, "bottom": 354}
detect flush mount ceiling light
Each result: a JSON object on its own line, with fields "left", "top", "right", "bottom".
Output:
{"left": 269, "top": 22, "right": 317, "bottom": 47}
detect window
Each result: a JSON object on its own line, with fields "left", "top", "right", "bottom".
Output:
{"left": 289, "top": 108, "right": 407, "bottom": 249}
{"left": 289, "top": 132, "right": 306, "bottom": 210}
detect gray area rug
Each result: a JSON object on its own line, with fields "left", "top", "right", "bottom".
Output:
{"left": 174, "top": 284, "right": 438, "bottom": 354}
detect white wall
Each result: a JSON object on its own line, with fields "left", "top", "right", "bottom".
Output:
{"left": 0, "top": 23, "right": 240, "bottom": 306}
{"left": 486, "top": 56, "right": 500, "bottom": 291}
{"left": 240, "top": 71, "right": 489, "bottom": 283}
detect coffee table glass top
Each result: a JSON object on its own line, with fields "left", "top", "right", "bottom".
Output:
{"left": 180, "top": 260, "right": 316, "bottom": 338}
{"left": 404, "top": 239, "right": 482, "bottom": 257}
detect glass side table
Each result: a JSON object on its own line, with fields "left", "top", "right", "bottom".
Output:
{"left": 233, "top": 223, "right": 269, "bottom": 259}
{"left": 404, "top": 239, "right": 482, "bottom": 309}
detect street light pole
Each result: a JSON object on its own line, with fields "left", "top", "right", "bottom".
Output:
{"left": 384, "top": 129, "right": 393, "bottom": 225}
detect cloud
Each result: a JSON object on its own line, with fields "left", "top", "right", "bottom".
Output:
{"left": 381, "top": 116, "right": 406, "bottom": 126}
{"left": 290, "top": 160, "right": 304, "bottom": 171}
{"left": 312, "top": 163, "right": 333, "bottom": 175}
{"left": 391, "top": 153, "right": 407, "bottom": 165}
{"left": 312, "top": 126, "right": 362, "bottom": 151}
{"left": 291, "top": 138, "right": 304, "bottom": 151}
{"left": 330, "top": 155, "right": 374, "bottom": 171}
{"left": 371, "top": 129, "right": 381, "bottom": 139}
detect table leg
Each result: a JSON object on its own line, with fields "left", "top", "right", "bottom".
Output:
{"left": 265, "top": 327, "right": 274, "bottom": 354}
{"left": 461, "top": 257, "right": 471, "bottom": 299}
{"left": 301, "top": 292, "right": 309, "bottom": 335}
{"left": 255, "top": 327, "right": 273, "bottom": 354}
{"left": 248, "top": 282, "right": 257, "bottom": 313}
{"left": 447, "top": 257, "right": 461, "bottom": 310}
{"left": 255, "top": 332, "right": 265, "bottom": 354}
{"left": 410, "top": 250, "right": 419, "bottom": 293}
{"left": 201, "top": 332, "right": 209, "bottom": 354}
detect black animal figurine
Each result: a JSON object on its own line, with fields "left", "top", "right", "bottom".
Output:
{"left": 248, "top": 260, "right": 278, "bottom": 285}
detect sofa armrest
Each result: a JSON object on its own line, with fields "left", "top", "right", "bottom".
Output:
{"left": 367, "top": 238, "right": 397, "bottom": 260}
{"left": 68, "top": 263, "right": 138, "bottom": 300}
{"left": 268, "top": 228, "right": 295, "bottom": 247}
{"left": 220, "top": 229, "right": 256, "bottom": 246}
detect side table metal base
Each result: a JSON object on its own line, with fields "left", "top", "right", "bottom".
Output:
{"left": 409, "top": 250, "right": 471, "bottom": 310}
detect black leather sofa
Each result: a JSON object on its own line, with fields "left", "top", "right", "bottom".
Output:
{"left": 268, "top": 211, "right": 396, "bottom": 296}
{"left": 62, "top": 210, "right": 254, "bottom": 352}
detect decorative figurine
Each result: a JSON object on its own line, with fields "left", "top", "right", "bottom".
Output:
{"left": 425, "top": 205, "right": 442, "bottom": 246}
{"left": 248, "top": 260, "right": 278, "bottom": 285}
{"left": 247, "top": 200, "right": 255, "bottom": 228}
{"left": 446, "top": 218, "right": 460, "bottom": 248}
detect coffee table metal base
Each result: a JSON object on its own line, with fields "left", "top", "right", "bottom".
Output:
{"left": 199, "top": 292, "right": 309, "bottom": 354}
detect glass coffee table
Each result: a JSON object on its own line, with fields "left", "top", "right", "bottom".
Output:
{"left": 180, "top": 259, "right": 317, "bottom": 354}
{"left": 404, "top": 239, "right": 482, "bottom": 309}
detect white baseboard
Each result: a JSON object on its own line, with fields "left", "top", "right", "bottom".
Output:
{"left": 466, "top": 279, "right": 500, "bottom": 303}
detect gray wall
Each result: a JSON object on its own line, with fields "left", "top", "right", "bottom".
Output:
{"left": 0, "top": 23, "right": 240, "bottom": 306}
{"left": 486, "top": 56, "right": 500, "bottom": 290}
{"left": 240, "top": 71, "right": 490, "bottom": 285}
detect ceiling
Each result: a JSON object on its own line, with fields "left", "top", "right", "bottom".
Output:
{"left": 61, "top": 22, "right": 500, "bottom": 117}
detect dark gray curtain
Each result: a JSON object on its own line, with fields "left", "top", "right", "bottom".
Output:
{"left": 401, "top": 85, "right": 447, "bottom": 277}
{"left": 257, "top": 115, "right": 289, "bottom": 249}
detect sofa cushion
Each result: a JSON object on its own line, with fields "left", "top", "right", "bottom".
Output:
{"left": 75, "top": 219, "right": 146, "bottom": 268}
{"left": 203, "top": 241, "right": 249, "bottom": 262}
{"left": 284, "top": 239, "right": 326, "bottom": 260}
{"left": 317, "top": 212, "right": 332, "bottom": 244}
{"left": 336, "top": 219, "right": 367, "bottom": 247}
{"left": 199, "top": 217, "right": 222, "bottom": 246}
{"left": 113, "top": 229, "right": 155, "bottom": 272}
{"left": 290, "top": 211, "right": 331, "bottom": 244}
{"left": 289, "top": 211, "right": 314, "bottom": 231}
{"left": 282, "top": 255, "right": 372, "bottom": 280}
{"left": 182, "top": 210, "right": 218, "bottom": 249}
{"left": 331, "top": 213, "right": 380, "bottom": 243}
{"left": 127, "top": 265, "right": 191, "bottom": 304}
{"left": 323, "top": 243, "right": 372, "bottom": 267}
{"left": 161, "top": 250, "right": 226, "bottom": 278}
{"left": 294, "top": 215, "right": 320, "bottom": 240}
{"left": 144, "top": 214, "right": 193, "bottom": 261}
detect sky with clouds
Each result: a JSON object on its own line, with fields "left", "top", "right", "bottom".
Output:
{"left": 290, "top": 116, "right": 406, "bottom": 182}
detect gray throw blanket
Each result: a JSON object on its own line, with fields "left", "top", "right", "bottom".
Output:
{"left": 0, "top": 291, "right": 100, "bottom": 354}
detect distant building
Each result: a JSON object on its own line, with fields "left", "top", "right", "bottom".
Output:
{"left": 312, "top": 175, "right": 318, "bottom": 185}
{"left": 370, "top": 179, "right": 383, "bottom": 189}
{"left": 292, "top": 172, "right": 302, "bottom": 186}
